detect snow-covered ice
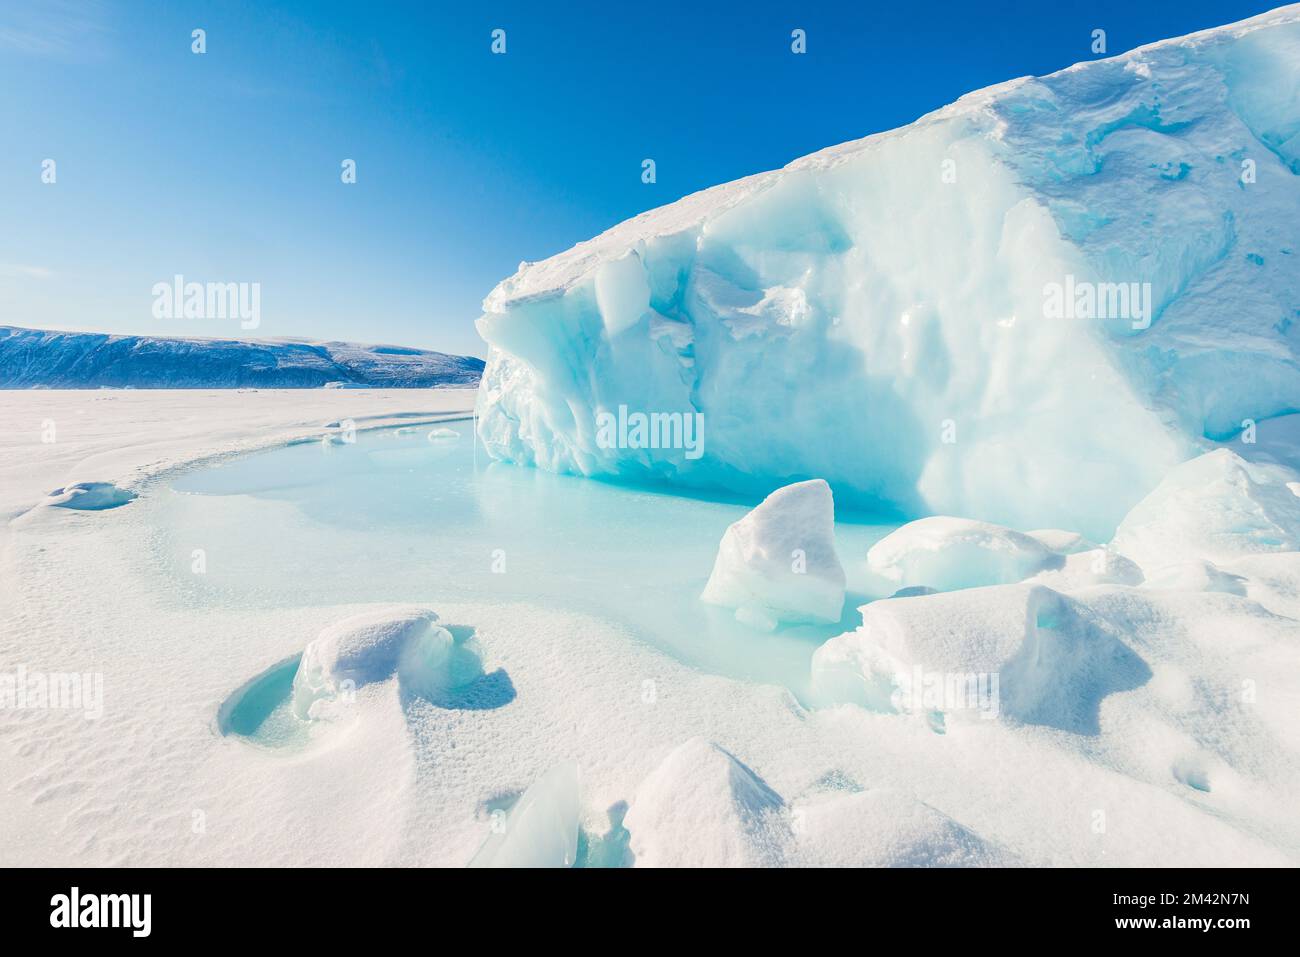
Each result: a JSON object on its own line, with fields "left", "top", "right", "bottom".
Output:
{"left": 291, "top": 607, "right": 461, "bottom": 719}
{"left": 866, "top": 516, "right": 1062, "bottom": 592}
{"left": 1112, "top": 448, "right": 1300, "bottom": 568}
{"left": 701, "top": 479, "right": 845, "bottom": 628}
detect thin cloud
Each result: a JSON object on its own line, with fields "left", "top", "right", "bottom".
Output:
{"left": 0, "top": 0, "right": 112, "bottom": 59}
{"left": 0, "top": 264, "right": 55, "bottom": 280}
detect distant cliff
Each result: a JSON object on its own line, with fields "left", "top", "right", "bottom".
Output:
{"left": 0, "top": 326, "right": 484, "bottom": 389}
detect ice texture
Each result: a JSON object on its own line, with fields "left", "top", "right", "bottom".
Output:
{"left": 291, "top": 606, "right": 455, "bottom": 719}
{"left": 867, "top": 516, "right": 1061, "bottom": 591}
{"left": 475, "top": 6, "right": 1300, "bottom": 541}
{"left": 700, "top": 479, "right": 845, "bottom": 627}
{"left": 469, "top": 763, "right": 580, "bottom": 868}
{"left": 622, "top": 738, "right": 788, "bottom": 867}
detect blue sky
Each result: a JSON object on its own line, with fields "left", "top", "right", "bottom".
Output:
{"left": 0, "top": 0, "right": 1283, "bottom": 357}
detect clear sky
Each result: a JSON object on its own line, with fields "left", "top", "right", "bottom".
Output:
{"left": 0, "top": 0, "right": 1284, "bottom": 357}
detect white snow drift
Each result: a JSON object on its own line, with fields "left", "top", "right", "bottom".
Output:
{"left": 622, "top": 738, "right": 788, "bottom": 867}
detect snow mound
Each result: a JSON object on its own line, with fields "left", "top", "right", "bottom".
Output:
{"left": 469, "top": 763, "right": 580, "bottom": 868}
{"left": 622, "top": 738, "right": 788, "bottom": 867}
{"left": 867, "top": 516, "right": 1062, "bottom": 592}
{"left": 810, "top": 585, "right": 1149, "bottom": 732}
{"left": 291, "top": 606, "right": 457, "bottom": 719}
{"left": 1112, "top": 449, "right": 1300, "bottom": 569}
{"left": 1028, "top": 548, "right": 1145, "bottom": 589}
{"left": 1026, "top": 529, "right": 1096, "bottom": 554}
{"left": 43, "top": 482, "right": 137, "bottom": 510}
{"left": 701, "top": 479, "right": 845, "bottom": 628}
{"left": 792, "top": 789, "right": 1012, "bottom": 867}
{"left": 475, "top": 6, "right": 1300, "bottom": 540}
{"left": 1141, "top": 559, "right": 1247, "bottom": 595}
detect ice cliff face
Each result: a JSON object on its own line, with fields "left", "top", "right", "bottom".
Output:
{"left": 476, "top": 7, "right": 1300, "bottom": 540}
{"left": 0, "top": 325, "right": 484, "bottom": 389}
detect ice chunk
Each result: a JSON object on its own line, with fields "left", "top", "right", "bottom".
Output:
{"left": 700, "top": 479, "right": 845, "bottom": 628}
{"left": 623, "top": 738, "right": 788, "bottom": 867}
{"left": 291, "top": 606, "right": 454, "bottom": 719}
{"left": 43, "top": 482, "right": 136, "bottom": 511}
{"left": 1112, "top": 449, "right": 1300, "bottom": 568}
{"left": 810, "top": 585, "right": 1149, "bottom": 732}
{"left": 792, "top": 790, "right": 1012, "bottom": 867}
{"left": 469, "top": 763, "right": 580, "bottom": 868}
{"left": 427, "top": 427, "right": 459, "bottom": 440}
{"left": 867, "top": 516, "right": 1061, "bottom": 592}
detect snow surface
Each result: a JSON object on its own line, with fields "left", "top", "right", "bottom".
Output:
{"left": 476, "top": 4, "right": 1300, "bottom": 541}
{"left": 0, "top": 388, "right": 476, "bottom": 522}
{"left": 1, "top": 395, "right": 1298, "bottom": 866}
{"left": 0, "top": 325, "right": 484, "bottom": 389}
{"left": 701, "top": 479, "right": 846, "bottom": 627}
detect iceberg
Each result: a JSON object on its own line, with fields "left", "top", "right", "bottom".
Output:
{"left": 475, "top": 7, "right": 1300, "bottom": 541}
{"left": 700, "top": 479, "right": 846, "bottom": 628}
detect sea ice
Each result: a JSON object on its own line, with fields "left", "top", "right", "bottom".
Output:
{"left": 700, "top": 479, "right": 846, "bottom": 628}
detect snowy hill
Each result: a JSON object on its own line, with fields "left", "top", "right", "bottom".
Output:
{"left": 476, "top": 5, "right": 1300, "bottom": 541}
{"left": 0, "top": 325, "right": 484, "bottom": 389}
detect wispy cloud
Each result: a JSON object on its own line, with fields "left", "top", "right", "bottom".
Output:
{"left": 0, "top": 0, "right": 112, "bottom": 60}
{"left": 0, "top": 264, "right": 55, "bottom": 280}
